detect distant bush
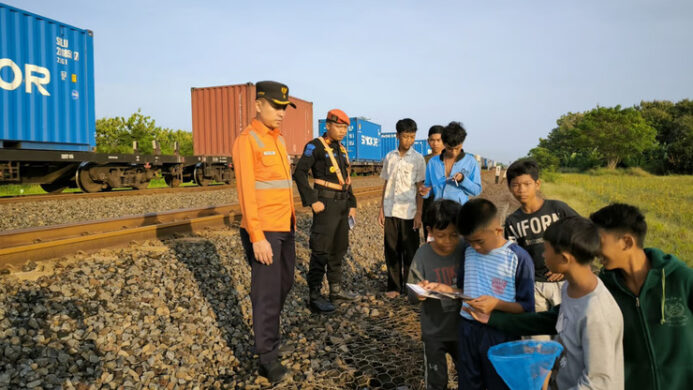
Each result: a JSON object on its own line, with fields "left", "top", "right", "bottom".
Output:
{"left": 586, "top": 167, "right": 654, "bottom": 177}
{"left": 625, "top": 167, "right": 653, "bottom": 177}
{"left": 540, "top": 171, "right": 560, "bottom": 183}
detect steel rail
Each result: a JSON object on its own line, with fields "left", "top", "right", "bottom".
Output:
{"left": 0, "top": 186, "right": 384, "bottom": 270}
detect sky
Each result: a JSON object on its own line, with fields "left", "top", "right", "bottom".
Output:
{"left": 6, "top": 0, "right": 693, "bottom": 163}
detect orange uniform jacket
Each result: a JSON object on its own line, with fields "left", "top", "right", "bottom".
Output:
{"left": 232, "top": 119, "right": 296, "bottom": 243}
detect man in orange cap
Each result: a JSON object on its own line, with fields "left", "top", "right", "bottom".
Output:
{"left": 293, "top": 108, "right": 360, "bottom": 313}
{"left": 232, "top": 80, "right": 296, "bottom": 383}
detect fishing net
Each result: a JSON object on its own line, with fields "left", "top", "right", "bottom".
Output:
{"left": 487, "top": 340, "right": 563, "bottom": 390}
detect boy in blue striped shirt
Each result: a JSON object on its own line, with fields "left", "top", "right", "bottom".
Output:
{"left": 424, "top": 198, "right": 535, "bottom": 390}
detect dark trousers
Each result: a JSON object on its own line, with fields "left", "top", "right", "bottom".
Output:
{"left": 424, "top": 339, "right": 459, "bottom": 390}
{"left": 240, "top": 228, "right": 295, "bottom": 365}
{"left": 384, "top": 216, "right": 420, "bottom": 293}
{"left": 457, "top": 319, "right": 515, "bottom": 390}
{"left": 308, "top": 196, "right": 350, "bottom": 289}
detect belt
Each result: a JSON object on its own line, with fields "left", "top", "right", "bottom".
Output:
{"left": 317, "top": 189, "right": 350, "bottom": 200}
{"left": 314, "top": 179, "right": 345, "bottom": 191}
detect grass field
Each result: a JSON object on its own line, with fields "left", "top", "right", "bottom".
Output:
{"left": 541, "top": 170, "right": 692, "bottom": 267}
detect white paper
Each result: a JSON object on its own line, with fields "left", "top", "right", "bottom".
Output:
{"left": 406, "top": 283, "right": 474, "bottom": 301}
{"left": 406, "top": 283, "right": 441, "bottom": 299}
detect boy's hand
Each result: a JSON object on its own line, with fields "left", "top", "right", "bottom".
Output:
{"left": 413, "top": 213, "right": 422, "bottom": 230}
{"left": 414, "top": 281, "right": 428, "bottom": 300}
{"left": 423, "top": 282, "right": 454, "bottom": 293}
{"left": 545, "top": 271, "right": 564, "bottom": 282}
{"left": 418, "top": 184, "right": 431, "bottom": 197}
{"left": 468, "top": 295, "right": 499, "bottom": 314}
{"left": 463, "top": 306, "right": 490, "bottom": 324}
{"left": 349, "top": 207, "right": 357, "bottom": 219}
{"left": 453, "top": 172, "right": 464, "bottom": 183}
{"left": 378, "top": 207, "right": 385, "bottom": 228}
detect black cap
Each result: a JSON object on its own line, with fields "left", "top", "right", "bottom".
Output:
{"left": 255, "top": 81, "right": 296, "bottom": 108}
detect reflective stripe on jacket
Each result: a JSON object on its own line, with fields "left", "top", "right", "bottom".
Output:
{"left": 232, "top": 119, "right": 296, "bottom": 242}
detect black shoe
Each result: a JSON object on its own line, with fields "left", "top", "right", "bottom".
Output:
{"left": 329, "top": 285, "right": 359, "bottom": 302}
{"left": 309, "top": 289, "right": 336, "bottom": 313}
{"left": 259, "top": 360, "right": 287, "bottom": 383}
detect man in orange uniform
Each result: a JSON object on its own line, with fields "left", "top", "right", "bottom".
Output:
{"left": 232, "top": 81, "right": 297, "bottom": 383}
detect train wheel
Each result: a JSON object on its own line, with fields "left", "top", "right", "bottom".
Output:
{"left": 193, "top": 166, "right": 210, "bottom": 187}
{"left": 39, "top": 182, "right": 68, "bottom": 194}
{"left": 75, "top": 166, "right": 103, "bottom": 193}
{"left": 164, "top": 175, "right": 181, "bottom": 188}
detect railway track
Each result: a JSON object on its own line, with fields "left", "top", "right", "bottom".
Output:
{"left": 0, "top": 185, "right": 384, "bottom": 271}
{"left": 0, "top": 183, "right": 234, "bottom": 205}
{"left": 0, "top": 175, "right": 381, "bottom": 205}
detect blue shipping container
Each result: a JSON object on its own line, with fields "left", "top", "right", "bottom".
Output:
{"left": 413, "top": 140, "right": 430, "bottom": 156}
{"left": 318, "top": 117, "right": 382, "bottom": 162}
{"left": 0, "top": 3, "right": 95, "bottom": 151}
{"left": 381, "top": 132, "right": 397, "bottom": 158}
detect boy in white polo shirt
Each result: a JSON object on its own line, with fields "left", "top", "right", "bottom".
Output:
{"left": 378, "top": 118, "right": 427, "bottom": 298}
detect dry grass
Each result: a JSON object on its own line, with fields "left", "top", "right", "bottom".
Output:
{"left": 541, "top": 171, "right": 692, "bottom": 267}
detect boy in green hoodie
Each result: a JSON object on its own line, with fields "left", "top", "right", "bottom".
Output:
{"left": 481, "top": 203, "right": 693, "bottom": 390}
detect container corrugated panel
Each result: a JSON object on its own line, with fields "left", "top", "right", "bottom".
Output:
{"left": 191, "top": 83, "right": 313, "bottom": 157}
{"left": 281, "top": 96, "right": 312, "bottom": 157}
{"left": 0, "top": 3, "right": 95, "bottom": 151}
{"left": 381, "top": 132, "right": 398, "bottom": 158}
{"left": 319, "top": 118, "right": 382, "bottom": 162}
{"left": 349, "top": 118, "right": 381, "bottom": 162}
{"left": 413, "top": 140, "right": 429, "bottom": 156}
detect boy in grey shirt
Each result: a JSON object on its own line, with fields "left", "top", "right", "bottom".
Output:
{"left": 467, "top": 217, "right": 624, "bottom": 389}
{"left": 407, "top": 200, "right": 463, "bottom": 390}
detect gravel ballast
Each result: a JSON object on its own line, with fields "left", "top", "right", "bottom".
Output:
{"left": 0, "top": 172, "right": 516, "bottom": 389}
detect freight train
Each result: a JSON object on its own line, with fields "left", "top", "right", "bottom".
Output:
{"left": 0, "top": 3, "right": 497, "bottom": 193}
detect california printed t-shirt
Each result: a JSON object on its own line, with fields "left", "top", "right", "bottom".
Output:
{"left": 504, "top": 200, "right": 578, "bottom": 282}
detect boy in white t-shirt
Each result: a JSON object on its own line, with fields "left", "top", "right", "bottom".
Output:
{"left": 378, "top": 118, "right": 426, "bottom": 298}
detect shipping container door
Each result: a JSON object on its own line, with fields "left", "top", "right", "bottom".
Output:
{"left": 1, "top": 4, "right": 95, "bottom": 151}
{"left": 355, "top": 118, "right": 381, "bottom": 162}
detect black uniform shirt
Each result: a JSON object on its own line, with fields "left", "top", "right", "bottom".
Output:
{"left": 293, "top": 136, "right": 357, "bottom": 208}
{"left": 504, "top": 199, "right": 579, "bottom": 282}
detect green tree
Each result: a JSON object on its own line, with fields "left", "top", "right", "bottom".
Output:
{"left": 666, "top": 114, "right": 693, "bottom": 173}
{"left": 579, "top": 106, "right": 657, "bottom": 169}
{"left": 639, "top": 99, "right": 693, "bottom": 173}
{"left": 95, "top": 110, "right": 194, "bottom": 156}
{"left": 528, "top": 146, "right": 559, "bottom": 171}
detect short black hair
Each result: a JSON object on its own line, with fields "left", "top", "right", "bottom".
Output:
{"left": 428, "top": 125, "right": 444, "bottom": 137}
{"left": 544, "top": 217, "right": 601, "bottom": 265}
{"left": 589, "top": 203, "right": 647, "bottom": 248}
{"left": 506, "top": 158, "right": 539, "bottom": 187}
{"left": 425, "top": 199, "right": 462, "bottom": 232}
{"left": 396, "top": 118, "right": 417, "bottom": 133}
{"left": 457, "top": 198, "right": 497, "bottom": 236}
{"left": 441, "top": 121, "right": 467, "bottom": 146}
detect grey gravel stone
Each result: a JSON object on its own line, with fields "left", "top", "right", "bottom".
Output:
{"left": 0, "top": 189, "right": 487, "bottom": 388}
